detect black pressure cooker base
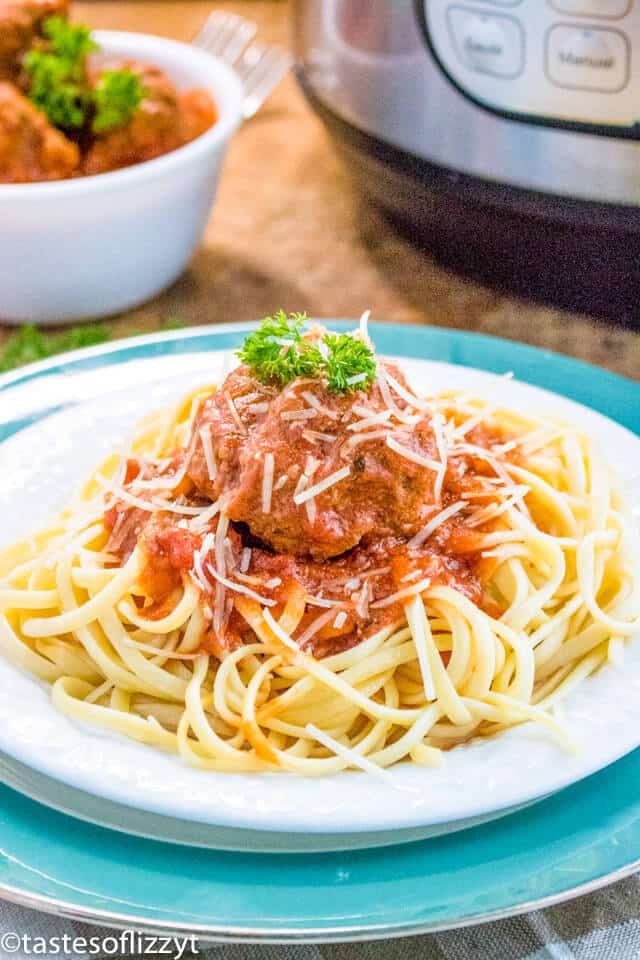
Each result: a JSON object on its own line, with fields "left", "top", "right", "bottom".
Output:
{"left": 298, "top": 72, "right": 640, "bottom": 325}
{"left": 344, "top": 140, "right": 640, "bottom": 324}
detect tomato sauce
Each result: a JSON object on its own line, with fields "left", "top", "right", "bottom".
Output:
{"left": 104, "top": 365, "right": 517, "bottom": 659}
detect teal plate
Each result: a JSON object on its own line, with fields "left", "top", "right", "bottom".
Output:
{"left": 0, "top": 322, "right": 638, "bottom": 941}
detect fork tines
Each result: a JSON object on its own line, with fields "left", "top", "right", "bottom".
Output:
{"left": 193, "top": 11, "right": 293, "bottom": 119}
{"left": 194, "top": 11, "right": 257, "bottom": 64}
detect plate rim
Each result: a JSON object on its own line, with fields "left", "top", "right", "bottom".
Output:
{"left": 0, "top": 854, "right": 637, "bottom": 943}
{"left": 0, "top": 319, "right": 637, "bottom": 399}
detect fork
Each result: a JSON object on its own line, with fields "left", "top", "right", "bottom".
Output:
{"left": 193, "top": 11, "right": 293, "bottom": 119}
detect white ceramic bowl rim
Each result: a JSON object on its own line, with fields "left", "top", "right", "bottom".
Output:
{"left": 0, "top": 30, "right": 244, "bottom": 199}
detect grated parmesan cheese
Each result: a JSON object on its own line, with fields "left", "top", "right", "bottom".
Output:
{"left": 355, "top": 579, "right": 371, "bottom": 619}
{"left": 376, "top": 366, "right": 419, "bottom": 425}
{"left": 215, "top": 513, "right": 229, "bottom": 579}
{"left": 262, "top": 452, "right": 275, "bottom": 514}
{"left": 129, "top": 461, "right": 189, "bottom": 493}
{"left": 385, "top": 436, "right": 441, "bottom": 471}
{"left": 206, "top": 564, "right": 277, "bottom": 607}
{"left": 188, "top": 499, "right": 221, "bottom": 532}
{"left": 199, "top": 425, "right": 217, "bottom": 482}
{"left": 346, "top": 428, "right": 393, "bottom": 449}
{"left": 351, "top": 403, "right": 376, "bottom": 417}
{"left": 363, "top": 566, "right": 391, "bottom": 579}
{"left": 407, "top": 502, "right": 465, "bottom": 548}
{"left": 224, "top": 394, "right": 247, "bottom": 434}
{"left": 304, "top": 456, "right": 320, "bottom": 478}
{"left": 371, "top": 577, "right": 432, "bottom": 609}
{"left": 281, "top": 408, "right": 317, "bottom": 422}
{"left": 97, "top": 474, "right": 209, "bottom": 517}
{"left": 461, "top": 483, "right": 528, "bottom": 501}
{"left": 384, "top": 369, "right": 429, "bottom": 412}
{"left": 296, "top": 606, "right": 340, "bottom": 646}
{"left": 302, "top": 429, "right": 337, "bottom": 443}
{"left": 432, "top": 412, "right": 448, "bottom": 505}
{"left": 305, "top": 596, "right": 345, "bottom": 609}
{"left": 294, "top": 465, "right": 351, "bottom": 506}
{"left": 333, "top": 610, "right": 348, "bottom": 630}
{"left": 347, "top": 410, "right": 392, "bottom": 432}
{"left": 301, "top": 391, "right": 339, "bottom": 421}
{"left": 466, "top": 489, "right": 530, "bottom": 528}
{"left": 191, "top": 532, "right": 215, "bottom": 593}
{"left": 234, "top": 571, "right": 264, "bottom": 585}
{"left": 400, "top": 569, "right": 424, "bottom": 583}
{"left": 357, "top": 309, "right": 372, "bottom": 345}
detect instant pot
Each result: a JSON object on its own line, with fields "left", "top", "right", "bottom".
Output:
{"left": 292, "top": 1, "right": 640, "bottom": 319}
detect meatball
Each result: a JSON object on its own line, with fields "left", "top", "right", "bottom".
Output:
{"left": 0, "top": 0, "right": 68, "bottom": 82}
{"left": 0, "top": 81, "right": 78, "bottom": 182}
{"left": 187, "top": 364, "right": 440, "bottom": 560}
{"left": 179, "top": 88, "right": 217, "bottom": 144}
{"left": 81, "top": 60, "right": 181, "bottom": 176}
{"left": 188, "top": 367, "right": 277, "bottom": 504}
{"left": 81, "top": 61, "right": 216, "bottom": 176}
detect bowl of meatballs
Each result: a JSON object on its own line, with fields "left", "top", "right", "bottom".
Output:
{"left": 0, "top": 0, "right": 243, "bottom": 323}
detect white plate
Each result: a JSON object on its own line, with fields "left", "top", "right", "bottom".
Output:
{"left": 0, "top": 747, "right": 537, "bottom": 852}
{"left": 0, "top": 351, "right": 639, "bottom": 847}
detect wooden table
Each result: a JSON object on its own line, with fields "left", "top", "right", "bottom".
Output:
{"left": 2, "top": 1, "right": 638, "bottom": 380}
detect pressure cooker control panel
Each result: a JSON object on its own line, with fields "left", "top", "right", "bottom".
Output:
{"left": 421, "top": 1, "right": 639, "bottom": 136}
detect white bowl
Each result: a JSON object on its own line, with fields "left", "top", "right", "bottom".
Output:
{"left": 0, "top": 32, "right": 243, "bottom": 325}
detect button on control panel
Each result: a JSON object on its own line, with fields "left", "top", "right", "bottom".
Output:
{"left": 447, "top": 7, "right": 524, "bottom": 78}
{"left": 546, "top": 24, "right": 629, "bottom": 90}
{"left": 550, "top": 1, "right": 631, "bottom": 18}
{"left": 423, "top": 1, "right": 638, "bottom": 134}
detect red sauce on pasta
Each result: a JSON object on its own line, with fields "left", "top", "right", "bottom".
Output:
{"left": 104, "top": 362, "right": 517, "bottom": 659}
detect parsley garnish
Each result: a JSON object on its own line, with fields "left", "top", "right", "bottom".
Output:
{"left": 24, "top": 16, "right": 143, "bottom": 135}
{"left": 24, "top": 17, "right": 96, "bottom": 130}
{"left": 236, "top": 311, "right": 323, "bottom": 387}
{"left": 42, "top": 16, "right": 97, "bottom": 63}
{"left": 92, "top": 69, "right": 144, "bottom": 134}
{"left": 323, "top": 332, "right": 376, "bottom": 394}
{"left": 237, "top": 312, "right": 377, "bottom": 394}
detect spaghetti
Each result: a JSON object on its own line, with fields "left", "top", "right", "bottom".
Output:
{"left": 0, "top": 319, "right": 638, "bottom": 775}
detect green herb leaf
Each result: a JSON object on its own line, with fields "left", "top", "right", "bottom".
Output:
{"left": 24, "top": 16, "right": 97, "bottom": 131}
{"left": 237, "top": 312, "right": 378, "bottom": 394}
{"left": 323, "top": 333, "right": 376, "bottom": 394}
{"left": 92, "top": 69, "right": 144, "bottom": 134}
{"left": 24, "top": 17, "right": 143, "bottom": 137}
{"left": 160, "top": 317, "right": 187, "bottom": 331}
{"left": 42, "top": 16, "right": 97, "bottom": 63}
{"left": 50, "top": 323, "right": 112, "bottom": 354}
{"left": 236, "top": 311, "right": 323, "bottom": 387}
{"left": 0, "top": 325, "right": 51, "bottom": 373}
{"left": 0, "top": 324, "right": 112, "bottom": 374}
{"left": 24, "top": 49, "right": 89, "bottom": 129}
